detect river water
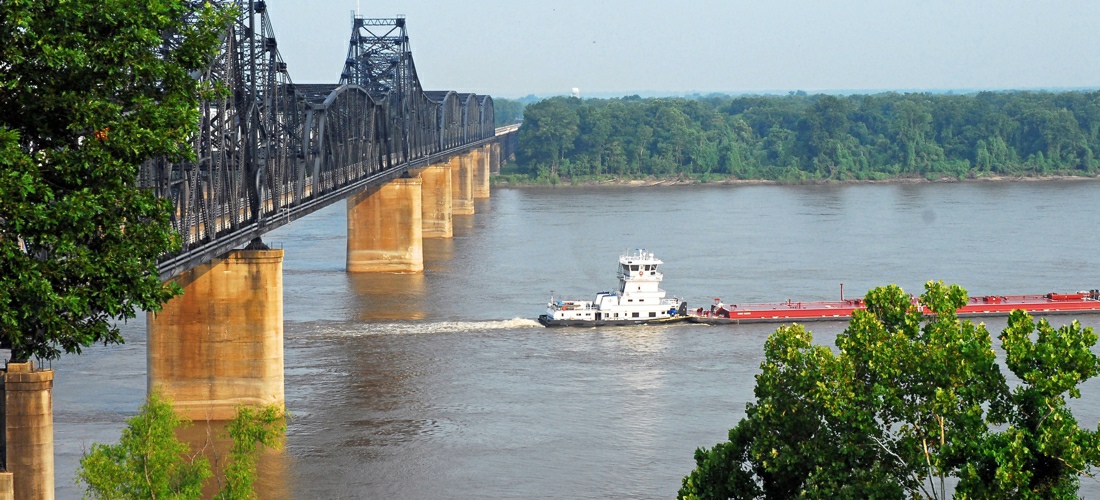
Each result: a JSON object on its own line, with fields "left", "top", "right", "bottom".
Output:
{"left": 52, "top": 180, "right": 1100, "bottom": 498}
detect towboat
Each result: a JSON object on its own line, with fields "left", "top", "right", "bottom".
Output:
{"left": 538, "top": 249, "right": 688, "bottom": 327}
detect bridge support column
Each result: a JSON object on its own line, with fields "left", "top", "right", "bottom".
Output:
{"left": 491, "top": 142, "right": 502, "bottom": 174}
{"left": 451, "top": 155, "right": 474, "bottom": 215}
{"left": 419, "top": 164, "right": 453, "bottom": 238}
{"left": 1, "top": 362, "right": 54, "bottom": 500}
{"left": 148, "top": 248, "right": 285, "bottom": 421}
{"left": 473, "top": 145, "right": 491, "bottom": 199}
{"left": 347, "top": 176, "right": 424, "bottom": 272}
{"left": 0, "top": 473, "right": 12, "bottom": 500}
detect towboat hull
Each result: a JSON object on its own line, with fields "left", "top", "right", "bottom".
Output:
{"left": 538, "top": 314, "right": 689, "bottom": 327}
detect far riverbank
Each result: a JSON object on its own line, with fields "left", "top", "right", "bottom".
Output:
{"left": 490, "top": 172, "right": 1100, "bottom": 189}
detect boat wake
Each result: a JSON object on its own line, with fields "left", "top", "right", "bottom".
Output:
{"left": 299, "top": 317, "right": 543, "bottom": 337}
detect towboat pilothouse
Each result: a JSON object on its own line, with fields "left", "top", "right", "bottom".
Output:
{"left": 538, "top": 249, "right": 688, "bottom": 327}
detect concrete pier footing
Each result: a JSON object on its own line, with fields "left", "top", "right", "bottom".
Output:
{"left": 490, "top": 142, "right": 501, "bottom": 175}
{"left": 148, "top": 249, "right": 285, "bottom": 421}
{"left": 418, "top": 164, "right": 453, "bottom": 238}
{"left": 346, "top": 177, "right": 424, "bottom": 272}
{"left": 0, "top": 473, "right": 12, "bottom": 500}
{"left": 472, "top": 146, "right": 491, "bottom": 199}
{"left": 1, "top": 362, "right": 54, "bottom": 500}
{"left": 451, "top": 154, "right": 474, "bottom": 215}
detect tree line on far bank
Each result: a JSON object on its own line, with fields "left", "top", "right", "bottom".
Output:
{"left": 496, "top": 90, "right": 1100, "bottom": 184}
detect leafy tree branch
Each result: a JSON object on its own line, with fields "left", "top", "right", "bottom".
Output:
{"left": 681, "top": 282, "right": 1100, "bottom": 499}
{"left": 0, "top": 0, "right": 231, "bottom": 361}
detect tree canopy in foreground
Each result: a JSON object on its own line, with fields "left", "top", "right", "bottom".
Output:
{"left": 680, "top": 282, "right": 1100, "bottom": 499}
{"left": 77, "top": 391, "right": 287, "bottom": 499}
{"left": 0, "top": 0, "right": 229, "bottom": 361}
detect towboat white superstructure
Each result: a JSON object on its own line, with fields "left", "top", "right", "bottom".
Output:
{"left": 538, "top": 249, "right": 687, "bottom": 327}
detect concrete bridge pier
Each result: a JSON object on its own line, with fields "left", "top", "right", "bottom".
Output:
{"left": 417, "top": 163, "right": 453, "bottom": 238}
{"left": 0, "top": 473, "right": 12, "bottom": 500}
{"left": 1, "top": 362, "right": 54, "bottom": 500}
{"left": 451, "top": 155, "right": 474, "bottom": 215}
{"left": 472, "top": 146, "right": 491, "bottom": 199}
{"left": 490, "top": 142, "right": 502, "bottom": 175}
{"left": 148, "top": 246, "right": 285, "bottom": 421}
{"left": 346, "top": 176, "right": 424, "bottom": 272}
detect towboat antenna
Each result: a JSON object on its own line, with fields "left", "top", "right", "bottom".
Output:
{"left": 840, "top": 283, "right": 844, "bottom": 301}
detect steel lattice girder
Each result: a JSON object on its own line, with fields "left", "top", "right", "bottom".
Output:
{"left": 141, "top": 5, "right": 506, "bottom": 279}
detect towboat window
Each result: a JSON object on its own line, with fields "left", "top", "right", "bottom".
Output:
{"left": 632, "top": 312, "right": 640, "bottom": 318}
{"left": 630, "top": 265, "right": 639, "bottom": 272}
{"left": 649, "top": 312, "right": 656, "bottom": 317}
{"left": 644, "top": 265, "right": 653, "bottom": 271}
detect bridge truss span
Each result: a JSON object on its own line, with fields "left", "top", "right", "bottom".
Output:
{"left": 143, "top": 3, "right": 504, "bottom": 280}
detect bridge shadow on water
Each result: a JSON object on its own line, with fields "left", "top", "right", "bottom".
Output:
{"left": 348, "top": 272, "right": 427, "bottom": 321}
{"left": 346, "top": 236, "right": 468, "bottom": 321}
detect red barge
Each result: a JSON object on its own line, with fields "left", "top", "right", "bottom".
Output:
{"left": 689, "top": 291, "right": 1100, "bottom": 325}
{"left": 538, "top": 250, "right": 1100, "bottom": 327}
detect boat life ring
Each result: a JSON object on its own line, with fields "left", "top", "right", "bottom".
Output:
{"left": 638, "top": 271, "right": 644, "bottom": 276}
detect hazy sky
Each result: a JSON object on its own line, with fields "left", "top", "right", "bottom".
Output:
{"left": 266, "top": 1, "right": 1100, "bottom": 98}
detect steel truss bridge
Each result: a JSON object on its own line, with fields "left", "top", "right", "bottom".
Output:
{"left": 142, "top": 1, "right": 516, "bottom": 280}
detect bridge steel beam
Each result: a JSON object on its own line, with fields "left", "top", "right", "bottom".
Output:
{"left": 346, "top": 177, "right": 424, "bottom": 272}
{"left": 148, "top": 249, "right": 285, "bottom": 421}
{"left": 146, "top": 6, "right": 507, "bottom": 280}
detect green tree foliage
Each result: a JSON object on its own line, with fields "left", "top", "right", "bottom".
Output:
{"left": 78, "top": 392, "right": 288, "bottom": 500}
{"left": 77, "top": 391, "right": 210, "bottom": 499}
{"left": 513, "top": 91, "right": 1100, "bottom": 183}
{"left": 517, "top": 97, "right": 580, "bottom": 181}
{"left": 958, "top": 311, "right": 1100, "bottom": 498}
{"left": 216, "top": 405, "right": 287, "bottom": 500}
{"left": 0, "top": 0, "right": 230, "bottom": 361}
{"left": 493, "top": 98, "right": 528, "bottom": 127}
{"left": 680, "top": 282, "right": 1100, "bottom": 499}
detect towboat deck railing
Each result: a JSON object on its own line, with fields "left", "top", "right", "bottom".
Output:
{"left": 552, "top": 301, "right": 598, "bottom": 312}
